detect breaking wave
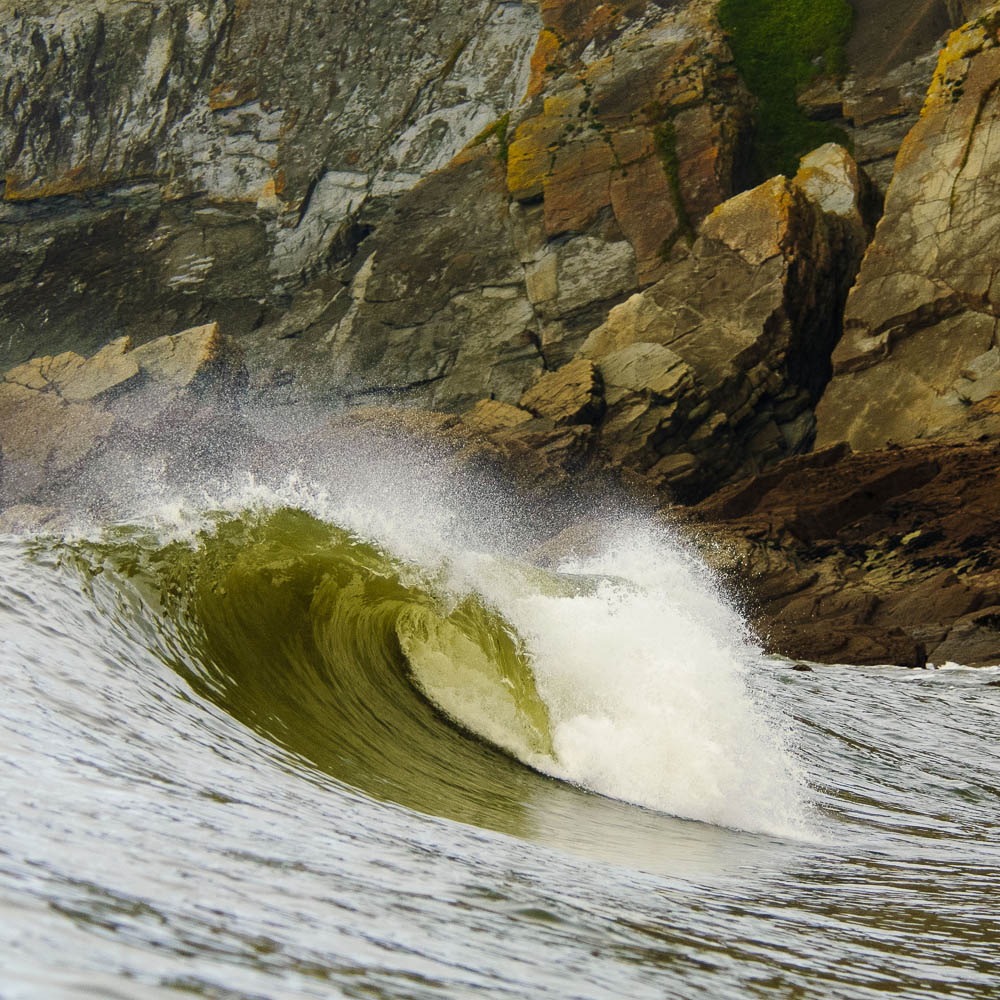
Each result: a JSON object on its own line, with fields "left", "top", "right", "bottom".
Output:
{"left": 34, "top": 476, "right": 807, "bottom": 838}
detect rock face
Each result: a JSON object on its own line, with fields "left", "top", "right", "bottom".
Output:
{"left": 816, "top": 12, "right": 1000, "bottom": 451}
{"left": 5, "top": 0, "right": 1000, "bottom": 668}
{"left": 246, "top": 0, "right": 758, "bottom": 413}
{"left": 688, "top": 440, "right": 1000, "bottom": 667}
{"left": 306, "top": 141, "right": 871, "bottom": 502}
{"left": 0, "top": 0, "right": 539, "bottom": 366}
{"left": 0, "top": 323, "right": 247, "bottom": 507}
{"left": 575, "top": 148, "right": 870, "bottom": 498}
{"left": 798, "top": 0, "right": 996, "bottom": 193}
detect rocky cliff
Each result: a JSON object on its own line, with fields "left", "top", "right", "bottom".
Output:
{"left": 3, "top": 0, "right": 1000, "bottom": 667}
{"left": 1, "top": 0, "right": 539, "bottom": 363}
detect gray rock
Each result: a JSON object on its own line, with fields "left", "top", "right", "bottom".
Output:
{"left": 0, "top": 0, "right": 540, "bottom": 366}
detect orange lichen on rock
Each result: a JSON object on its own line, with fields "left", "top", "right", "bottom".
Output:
{"left": 543, "top": 138, "right": 617, "bottom": 235}
{"left": 256, "top": 173, "right": 287, "bottom": 210}
{"left": 506, "top": 95, "right": 570, "bottom": 200}
{"left": 609, "top": 130, "right": 679, "bottom": 285}
{"left": 526, "top": 29, "right": 563, "bottom": 98}
{"left": 3, "top": 165, "right": 102, "bottom": 201}
{"left": 209, "top": 83, "right": 257, "bottom": 110}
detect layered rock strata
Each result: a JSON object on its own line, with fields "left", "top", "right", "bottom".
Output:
{"left": 0, "top": 0, "right": 540, "bottom": 366}
{"left": 798, "top": 0, "right": 996, "bottom": 192}
{"left": 244, "top": 0, "right": 758, "bottom": 414}
{"left": 574, "top": 145, "right": 871, "bottom": 499}
{"left": 687, "top": 440, "right": 1000, "bottom": 668}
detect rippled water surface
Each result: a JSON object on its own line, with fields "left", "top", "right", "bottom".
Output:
{"left": 2, "top": 469, "right": 998, "bottom": 999}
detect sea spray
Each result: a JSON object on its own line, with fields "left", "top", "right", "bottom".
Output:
{"left": 14, "top": 411, "right": 810, "bottom": 837}
{"left": 395, "top": 512, "right": 811, "bottom": 837}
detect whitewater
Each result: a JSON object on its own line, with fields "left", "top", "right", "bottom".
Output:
{"left": 1, "top": 429, "right": 998, "bottom": 998}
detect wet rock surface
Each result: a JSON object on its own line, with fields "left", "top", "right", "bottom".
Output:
{"left": 687, "top": 441, "right": 1000, "bottom": 666}
{"left": 0, "top": 323, "right": 250, "bottom": 508}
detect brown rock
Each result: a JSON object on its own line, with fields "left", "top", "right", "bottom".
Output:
{"left": 575, "top": 158, "right": 867, "bottom": 499}
{"left": 462, "top": 400, "right": 534, "bottom": 435}
{"left": 0, "top": 323, "right": 247, "bottom": 507}
{"left": 931, "top": 606, "right": 1000, "bottom": 666}
{"left": 519, "top": 359, "right": 604, "bottom": 425}
{"left": 0, "top": 380, "right": 114, "bottom": 500}
{"left": 688, "top": 439, "right": 1000, "bottom": 666}
{"left": 543, "top": 137, "right": 617, "bottom": 237}
{"left": 492, "top": 422, "right": 596, "bottom": 486}
{"left": 792, "top": 143, "right": 871, "bottom": 232}
{"left": 597, "top": 343, "right": 693, "bottom": 400}
{"left": 608, "top": 129, "right": 681, "bottom": 286}
{"left": 129, "top": 323, "right": 232, "bottom": 391}
{"left": 765, "top": 622, "right": 928, "bottom": 669}
{"left": 58, "top": 338, "right": 141, "bottom": 402}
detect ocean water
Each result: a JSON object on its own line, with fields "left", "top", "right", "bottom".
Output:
{"left": 1, "top": 434, "right": 998, "bottom": 999}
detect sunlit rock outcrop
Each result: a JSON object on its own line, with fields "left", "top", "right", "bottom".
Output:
{"left": 816, "top": 11, "right": 1000, "bottom": 451}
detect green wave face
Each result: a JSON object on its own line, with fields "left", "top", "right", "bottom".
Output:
{"left": 59, "top": 508, "right": 559, "bottom": 834}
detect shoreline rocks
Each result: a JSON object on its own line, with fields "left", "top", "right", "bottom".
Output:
{"left": 686, "top": 440, "right": 1000, "bottom": 667}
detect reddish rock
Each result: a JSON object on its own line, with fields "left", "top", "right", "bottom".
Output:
{"left": 686, "top": 440, "right": 1000, "bottom": 666}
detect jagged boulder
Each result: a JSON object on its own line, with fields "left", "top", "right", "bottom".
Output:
{"left": 572, "top": 152, "right": 870, "bottom": 499}
{"left": 816, "top": 10, "right": 1000, "bottom": 451}
{"left": 518, "top": 359, "right": 604, "bottom": 426}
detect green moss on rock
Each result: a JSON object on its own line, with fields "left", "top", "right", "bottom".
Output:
{"left": 470, "top": 113, "right": 511, "bottom": 164}
{"left": 718, "top": 0, "right": 854, "bottom": 178}
{"left": 652, "top": 119, "right": 695, "bottom": 257}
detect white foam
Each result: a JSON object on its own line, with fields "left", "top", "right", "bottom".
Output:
{"left": 455, "top": 521, "right": 811, "bottom": 838}
{"left": 51, "top": 416, "right": 812, "bottom": 837}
